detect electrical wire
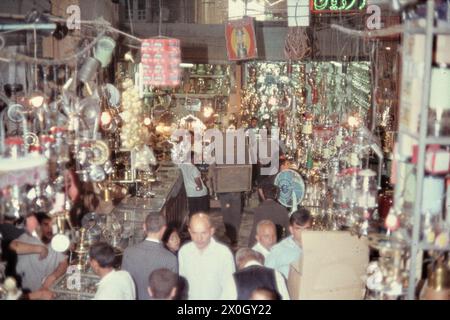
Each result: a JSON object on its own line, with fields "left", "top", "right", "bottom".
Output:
{"left": 158, "top": 0, "right": 163, "bottom": 36}
{"left": 127, "top": 0, "right": 135, "bottom": 36}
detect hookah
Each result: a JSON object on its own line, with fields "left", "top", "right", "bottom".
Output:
{"left": 72, "top": 228, "right": 90, "bottom": 272}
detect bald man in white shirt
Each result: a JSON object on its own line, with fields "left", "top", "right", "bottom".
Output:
{"left": 178, "top": 213, "right": 235, "bottom": 300}
{"left": 252, "top": 220, "right": 277, "bottom": 259}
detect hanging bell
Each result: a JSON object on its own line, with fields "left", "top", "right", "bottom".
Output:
{"left": 429, "top": 261, "right": 450, "bottom": 292}
{"left": 423, "top": 260, "right": 450, "bottom": 300}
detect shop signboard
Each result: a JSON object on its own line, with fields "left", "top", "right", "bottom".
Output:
{"left": 310, "top": 0, "right": 366, "bottom": 13}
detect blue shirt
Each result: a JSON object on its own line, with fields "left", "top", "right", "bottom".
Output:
{"left": 265, "top": 236, "right": 302, "bottom": 279}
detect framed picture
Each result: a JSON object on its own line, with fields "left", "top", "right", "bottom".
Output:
{"left": 225, "top": 16, "right": 258, "bottom": 61}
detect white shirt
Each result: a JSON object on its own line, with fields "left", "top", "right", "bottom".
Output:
{"left": 221, "top": 261, "right": 290, "bottom": 300}
{"left": 179, "top": 163, "right": 208, "bottom": 197}
{"left": 252, "top": 242, "right": 271, "bottom": 260}
{"left": 179, "top": 238, "right": 235, "bottom": 300}
{"left": 94, "top": 270, "right": 136, "bottom": 300}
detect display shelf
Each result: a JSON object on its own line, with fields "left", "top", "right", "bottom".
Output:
{"left": 419, "top": 242, "right": 450, "bottom": 252}
{"left": 188, "top": 74, "right": 226, "bottom": 79}
{"left": 172, "top": 93, "right": 229, "bottom": 99}
{"left": 399, "top": 129, "right": 450, "bottom": 145}
{"left": 394, "top": 0, "right": 450, "bottom": 300}
{"left": 404, "top": 26, "right": 450, "bottom": 35}
{"left": 424, "top": 136, "right": 450, "bottom": 146}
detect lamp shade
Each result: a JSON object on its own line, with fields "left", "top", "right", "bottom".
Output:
{"left": 141, "top": 38, "right": 181, "bottom": 87}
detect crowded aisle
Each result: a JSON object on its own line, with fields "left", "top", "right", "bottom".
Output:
{"left": 1, "top": 0, "right": 450, "bottom": 301}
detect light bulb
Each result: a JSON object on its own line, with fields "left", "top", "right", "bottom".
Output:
{"left": 203, "top": 106, "right": 214, "bottom": 118}
{"left": 143, "top": 117, "right": 151, "bottom": 126}
{"left": 100, "top": 111, "right": 112, "bottom": 126}
{"left": 29, "top": 92, "right": 45, "bottom": 108}
{"left": 348, "top": 115, "right": 360, "bottom": 127}
{"left": 385, "top": 213, "right": 399, "bottom": 231}
{"left": 124, "top": 51, "right": 135, "bottom": 63}
{"left": 156, "top": 124, "right": 164, "bottom": 133}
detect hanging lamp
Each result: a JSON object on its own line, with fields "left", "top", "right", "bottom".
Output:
{"left": 140, "top": 0, "right": 181, "bottom": 88}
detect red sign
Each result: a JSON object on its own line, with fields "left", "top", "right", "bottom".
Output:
{"left": 225, "top": 17, "right": 258, "bottom": 61}
{"left": 141, "top": 38, "right": 181, "bottom": 87}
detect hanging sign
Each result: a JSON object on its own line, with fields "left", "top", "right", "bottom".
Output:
{"left": 141, "top": 38, "right": 181, "bottom": 87}
{"left": 311, "top": 0, "right": 366, "bottom": 13}
{"left": 225, "top": 16, "right": 258, "bottom": 61}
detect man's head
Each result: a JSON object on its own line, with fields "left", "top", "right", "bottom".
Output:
{"left": 289, "top": 208, "right": 312, "bottom": 244}
{"left": 262, "top": 184, "right": 279, "bottom": 201}
{"left": 144, "top": 213, "right": 166, "bottom": 239}
{"left": 25, "top": 213, "right": 39, "bottom": 234}
{"left": 250, "top": 288, "right": 280, "bottom": 300}
{"left": 89, "top": 242, "right": 115, "bottom": 276}
{"left": 255, "top": 220, "right": 276, "bottom": 251}
{"left": 35, "top": 212, "right": 53, "bottom": 244}
{"left": 235, "top": 248, "right": 264, "bottom": 270}
{"left": 188, "top": 213, "right": 214, "bottom": 251}
{"left": 148, "top": 268, "right": 178, "bottom": 300}
{"left": 250, "top": 117, "right": 258, "bottom": 128}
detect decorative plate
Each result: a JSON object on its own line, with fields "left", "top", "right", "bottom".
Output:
{"left": 90, "top": 140, "right": 110, "bottom": 165}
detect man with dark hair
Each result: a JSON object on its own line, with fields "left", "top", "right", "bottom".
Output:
{"left": 34, "top": 213, "right": 53, "bottom": 245}
{"left": 121, "top": 213, "right": 177, "bottom": 300}
{"left": 221, "top": 248, "right": 289, "bottom": 300}
{"left": 148, "top": 268, "right": 178, "bottom": 300}
{"left": 265, "top": 208, "right": 312, "bottom": 278}
{"left": 11, "top": 213, "right": 67, "bottom": 292}
{"left": 90, "top": 242, "right": 135, "bottom": 300}
{"left": 179, "top": 150, "right": 209, "bottom": 215}
{"left": 248, "top": 183, "right": 290, "bottom": 247}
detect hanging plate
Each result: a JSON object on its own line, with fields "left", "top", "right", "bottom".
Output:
{"left": 7, "top": 104, "right": 25, "bottom": 122}
{"left": 90, "top": 140, "right": 110, "bottom": 165}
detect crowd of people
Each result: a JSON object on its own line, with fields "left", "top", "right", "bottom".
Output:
{"left": 0, "top": 121, "right": 313, "bottom": 300}
{"left": 90, "top": 208, "right": 311, "bottom": 300}
{"left": 0, "top": 203, "right": 311, "bottom": 300}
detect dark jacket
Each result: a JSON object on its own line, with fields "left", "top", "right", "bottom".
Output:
{"left": 233, "top": 265, "right": 279, "bottom": 300}
{"left": 121, "top": 240, "right": 178, "bottom": 300}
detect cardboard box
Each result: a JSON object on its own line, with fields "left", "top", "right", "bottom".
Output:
{"left": 212, "top": 164, "right": 252, "bottom": 193}
{"left": 288, "top": 230, "right": 369, "bottom": 300}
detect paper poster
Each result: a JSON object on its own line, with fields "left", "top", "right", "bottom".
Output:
{"left": 225, "top": 16, "right": 258, "bottom": 61}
